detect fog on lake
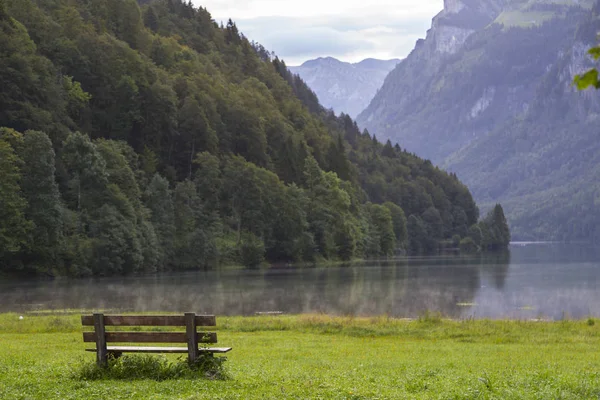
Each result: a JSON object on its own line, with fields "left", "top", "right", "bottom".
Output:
{"left": 2, "top": 243, "right": 600, "bottom": 320}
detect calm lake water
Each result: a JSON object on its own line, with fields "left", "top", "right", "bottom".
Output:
{"left": 2, "top": 242, "right": 600, "bottom": 319}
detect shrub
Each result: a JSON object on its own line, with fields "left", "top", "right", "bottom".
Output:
{"left": 75, "top": 354, "right": 228, "bottom": 381}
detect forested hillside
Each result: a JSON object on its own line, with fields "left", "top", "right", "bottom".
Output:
{"left": 358, "top": 0, "right": 600, "bottom": 241}
{"left": 0, "top": 0, "right": 505, "bottom": 277}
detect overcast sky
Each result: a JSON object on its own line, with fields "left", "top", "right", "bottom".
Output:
{"left": 194, "top": 1, "right": 443, "bottom": 66}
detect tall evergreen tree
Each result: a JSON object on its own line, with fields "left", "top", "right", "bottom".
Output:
{"left": 327, "top": 134, "right": 351, "bottom": 181}
{"left": 487, "top": 204, "right": 511, "bottom": 249}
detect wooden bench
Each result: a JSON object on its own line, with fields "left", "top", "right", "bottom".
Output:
{"left": 81, "top": 313, "right": 232, "bottom": 366}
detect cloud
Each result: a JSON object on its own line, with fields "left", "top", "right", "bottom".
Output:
{"left": 231, "top": 16, "right": 377, "bottom": 63}
{"left": 261, "top": 27, "right": 376, "bottom": 59}
{"left": 193, "top": 0, "right": 443, "bottom": 64}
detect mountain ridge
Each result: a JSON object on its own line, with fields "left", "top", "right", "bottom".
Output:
{"left": 357, "top": 0, "right": 599, "bottom": 240}
{"left": 289, "top": 57, "right": 400, "bottom": 118}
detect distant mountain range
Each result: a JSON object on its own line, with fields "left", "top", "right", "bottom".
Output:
{"left": 356, "top": 0, "right": 600, "bottom": 241}
{"left": 289, "top": 57, "right": 400, "bottom": 118}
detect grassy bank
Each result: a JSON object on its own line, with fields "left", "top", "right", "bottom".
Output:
{"left": 1, "top": 313, "right": 600, "bottom": 399}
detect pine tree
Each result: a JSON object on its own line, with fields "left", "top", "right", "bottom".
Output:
{"left": 382, "top": 139, "right": 395, "bottom": 158}
{"left": 225, "top": 19, "right": 240, "bottom": 45}
{"left": 326, "top": 134, "right": 351, "bottom": 181}
{"left": 489, "top": 204, "right": 510, "bottom": 248}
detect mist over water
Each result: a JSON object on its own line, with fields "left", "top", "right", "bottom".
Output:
{"left": 1, "top": 243, "right": 600, "bottom": 319}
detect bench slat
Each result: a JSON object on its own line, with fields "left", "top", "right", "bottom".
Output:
{"left": 82, "top": 331, "right": 217, "bottom": 343}
{"left": 81, "top": 315, "right": 216, "bottom": 327}
{"left": 84, "top": 346, "right": 232, "bottom": 354}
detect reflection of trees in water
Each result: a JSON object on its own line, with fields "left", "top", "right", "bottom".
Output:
{"left": 227, "top": 261, "right": 485, "bottom": 318}
{"left": 257, "top": 256, "right": 512, "bottom": 317}
{"left": 1, "top": 255, "right": 511, "bottom": 318}
{"left": 397, "top": 260, "right": 480, "bottom": 317}
{"left": 480, "top": 251, "right": 510, "bottom": 290}
{"left": 10, "top": 250, "right": 600, "bottom": 320}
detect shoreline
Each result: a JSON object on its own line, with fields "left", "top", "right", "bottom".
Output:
{"left": 0, "top": 312, "right": 594, "bottom": 333}
{"left": 0, "top": 309, "right": 584, "bottom": 322}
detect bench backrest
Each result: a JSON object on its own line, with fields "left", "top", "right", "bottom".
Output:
{"left": 81, "top": 313, "right": 217, "bottom": 365}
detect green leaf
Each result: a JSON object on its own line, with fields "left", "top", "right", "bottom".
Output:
{"left": 589, "top": 47, "right": 600, "bottom": 60}
{"left": 574, "top": 69, "right": 600, "bottom": 90}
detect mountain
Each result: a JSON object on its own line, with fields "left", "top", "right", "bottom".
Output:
{"left": 0, "top": 0, "right": 503, "bottom": 277}
{"left": 289, "top": 57, "right": 400, "bottom": 118}
{"left": 357, "top": 0, "right": 600, "bottom": 241}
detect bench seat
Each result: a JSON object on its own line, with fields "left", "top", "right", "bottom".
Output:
{"left": 81, "top": 313, "right": 231, "bottom": 366}
{"left": 85, "top": 346, "right": 232, "bottom": 354}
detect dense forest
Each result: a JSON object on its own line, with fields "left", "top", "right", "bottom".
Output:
{"left": 0, "top": 0, "right": 509, "bottom": 277}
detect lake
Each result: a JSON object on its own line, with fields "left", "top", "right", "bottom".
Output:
{"left": 2, "top": 242, "right": 600, "bottom": 319}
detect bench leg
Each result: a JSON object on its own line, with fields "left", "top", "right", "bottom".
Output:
{"left": 185, "top": 313, "right": 198, "bottom": 365}
{"left": 94, "top": 314, "right": 108, "bottom": 367}
{"left": 97, "top": 351, "right": 108, "bottom": 367}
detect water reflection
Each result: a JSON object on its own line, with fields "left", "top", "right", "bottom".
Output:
{"left": 480, "top": 251, "right": 510, "bottom": 290}
{"left": 1, "top": 244, "right": 600, "bottom": 319}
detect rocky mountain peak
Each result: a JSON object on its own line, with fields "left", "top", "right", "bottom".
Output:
{"left": 444, "top": 0, "right": 466, "bottom": 14}
{"left": 357, "top": 0, "right": 599, "bottom": 241}
{"left": 289, "top": 57, "right": 400, "bottom": 118}
{"left": 300, "top": 57, "right": 343, "bottom": 69}
{"left": 427, "top": 0, "right": 510, "bottom": 54}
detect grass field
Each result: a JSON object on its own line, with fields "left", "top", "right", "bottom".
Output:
{"left": 1, "top": 313, "right": 600, "bottom": 399}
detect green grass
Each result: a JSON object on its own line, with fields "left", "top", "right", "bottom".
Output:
{"left": 1, "top": 313, "right": 600, "bottom": 399}
{"left": 76, "top": 354, "right": 228, "bottom": 381}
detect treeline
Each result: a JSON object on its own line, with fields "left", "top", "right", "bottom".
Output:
{"left": 0, "top": 0, "right": 507, "bottom": 276}
{"left": 460, "top": 205, "right": 511, "bottom": 253}
{"left": 0, "top": 128, "right": 406, "bottom": 275}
